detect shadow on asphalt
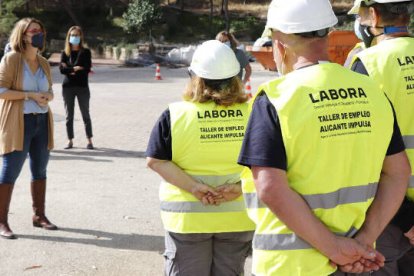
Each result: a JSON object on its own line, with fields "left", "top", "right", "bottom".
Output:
{"left": 50, "top": 148, "right": 146, "bottom": 162}
{"left": 18, "top": 227, "right": 164, "bottom": 252}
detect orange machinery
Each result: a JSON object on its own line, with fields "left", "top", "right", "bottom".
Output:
{"left": 247, "top": 30, "right": 360, "bottom": 71}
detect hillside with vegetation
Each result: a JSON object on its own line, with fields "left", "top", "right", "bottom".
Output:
{"left": 1, "top": 0, "right": 411, "bottom": 59}
{"left": 0, "top": 0, "right": 354, "bottom": 42}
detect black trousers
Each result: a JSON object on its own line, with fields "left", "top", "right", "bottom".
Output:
{"left": 62, "top": 86, "right": 93, "bottom": 139}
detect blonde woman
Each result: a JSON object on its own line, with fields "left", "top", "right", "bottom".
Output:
{"left": 60, "top": 26, "right": 93, "bottom": 150}
{"left": 0, "top": 18, "right": 57, "bottom": 239}
{"left": 147, "top": 40, "right": 254, "bottom": 275}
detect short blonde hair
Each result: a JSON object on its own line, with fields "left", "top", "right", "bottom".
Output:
{"left": 183, "top": 76, "right": 247, "bottom": 107}
{"left": 9, "top": 18, "right": 46, "bottom": 53}
{"left": 64, "top": 26, "right": 85, "bottom": 56}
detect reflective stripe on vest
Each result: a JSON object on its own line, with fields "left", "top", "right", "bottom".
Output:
{"left": 244, "top": 192, "right": 266, "bottom": 209}
{"left": 403, "top": 135, "right": 414, "bottom": 149}
{"left": 254, "top": 227, "right": 358, "bottom": 251}
{"left": 160, "top": 200, "right": 246, "bottom": 213}
{"left": 191, "top": 173, "right": 241, "bottom": 187}
{"left": 244, "top": 182, "right": 378, "bottom": 210}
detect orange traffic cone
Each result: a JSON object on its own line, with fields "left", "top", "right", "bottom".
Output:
{"left": 155, "top": 63, "right": 162, "bottom": 80}
{"left": 245, "top": 79, "right": 252, "bottom": 98}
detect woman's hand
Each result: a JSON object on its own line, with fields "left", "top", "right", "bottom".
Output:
{"left": 28, "top": 92, "right": 48, "bottom": 107}
{"left": 191, "top": 183, "right": 220, "bottom": 205}
{"left": 40, "top": 92, "right": 53, "bottom": 102}
{"left": 73, "top": 66, "right": 84, "bottom": 72}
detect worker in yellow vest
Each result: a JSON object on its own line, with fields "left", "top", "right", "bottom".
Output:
{"left": 146, "top": 40, "right": 255, "bottom": 275}
{"left": 348, "top": 0, "right": 414, "bottom": 275}
{"left": 237, "top": 0, "right": 411, "bottom": 275}
{"left": 344, "top": 16, "right": 366, "bottom": 68}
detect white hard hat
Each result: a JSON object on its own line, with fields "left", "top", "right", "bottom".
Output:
{"left": 348, "top": 0, "right": 412, "bottom": 14}
{"left": 189, "top": 40, "right": 240, "bottom": 80}
{"left": 266, "top": 0, "right": 338, "bottom": 34}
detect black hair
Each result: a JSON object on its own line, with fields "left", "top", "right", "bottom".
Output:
{"left": 361, "top": 1, "right": 411, "bottom": 24}
{"left": 295, "top": 28, "right": 330, "bottom": 38}
{"left": 203, "top": 77, "right": 234, "bottom": 91}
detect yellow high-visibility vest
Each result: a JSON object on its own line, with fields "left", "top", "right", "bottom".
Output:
{"left": 344, "top": 42, "right": 365, "bottom": 68}
{"left": 354, "top": 37, "right": 414, "bottom": 200}
{"left": 160, "top": 101, "right": 255, "bottom": 233}
{"left": 242, "top": 63, "right": 393, "bottom": 275}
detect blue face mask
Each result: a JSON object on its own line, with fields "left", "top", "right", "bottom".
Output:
{"left": 31, "top": 33, "right": 44, "bottom": 49}
{"left": 354, "top": 18, "right": 363, "bottom": 41}
{"left": 224, "top": 41, "right": 231, "bottom": 48}
{"left": 69, "top": 36, "right": 81, "bottom": 45}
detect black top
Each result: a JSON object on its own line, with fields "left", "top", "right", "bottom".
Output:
{"left": 146, "top": 109, "right": 172, "bottom": 160}
{"left": 60, "top": 48, "right": 92, "bottom": 88}
{"left": 237, "top": 93, "right": 405, "bottom": 170}
{"left": 237, "top": 94, "right": 287, "bottom": 170}
{"left": 350, "top": 58, "right": 369, "bottom": 75}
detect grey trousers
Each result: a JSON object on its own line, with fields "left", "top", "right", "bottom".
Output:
{"left": 164, "top": 231, "right": 253, "bottom": 276}
{"left": 372, "top": 224, "right": 414, "bottom": 276}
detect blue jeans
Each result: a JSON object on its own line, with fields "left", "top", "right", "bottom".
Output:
{"left": 0, "top": 113, "right": 50, "bottom": 184}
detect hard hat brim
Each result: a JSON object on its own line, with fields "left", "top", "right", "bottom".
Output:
{"left": 348, "top": 4, "right": 360, "bottom": 14}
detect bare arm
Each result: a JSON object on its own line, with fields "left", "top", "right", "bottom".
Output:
{"left": 0, "top": 90, "right": 27, "bottom": 101}
{"left": 243, "top": 63, "right": 252, "bottom": 84}
{"left": 147, "top": 157, "right": 219, "bottom": 204}
{"left": 355, "top": 151, "right": 410, "bottom": 245}
{"left": 338, "top": 152, "right": 410, "bottom": 273}
{"left": 252, "top": 166, "right": 376, "bottom": 265}
{"left": 0, "top": 90, "right": 48, "bottom": 106}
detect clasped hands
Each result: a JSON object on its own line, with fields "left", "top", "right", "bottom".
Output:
{"left": 191, "top": 182, "right": 242, "bottom": 205}
{"left": 29, "top": 92, "right": 52, "bottom": 107}
{"left": 329, "top": 236, "right": 385, "bottom": 274}
{"left": 61, "top": 63, "right": 84, "bottom": 75}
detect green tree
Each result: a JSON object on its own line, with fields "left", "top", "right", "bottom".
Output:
{"left": 0, "top": 0, "right": 26, "bottom": 36}
{"left": 122, "top": 0, "right": 161, "bottom": 42}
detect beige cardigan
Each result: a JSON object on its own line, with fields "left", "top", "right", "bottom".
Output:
{"left": 0, "top": 52, "right": 54, "bottom": 155}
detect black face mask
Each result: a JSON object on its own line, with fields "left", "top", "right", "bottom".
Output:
{"left": 31, "top": 33, "right": 44, "bottom": 49}
{"left": 358, "top": 24, "right": 383, "bottom": 48}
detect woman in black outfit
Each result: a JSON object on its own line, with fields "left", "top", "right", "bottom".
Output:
{"left": 60, "top": 26, "right": 94, "bottom": 149}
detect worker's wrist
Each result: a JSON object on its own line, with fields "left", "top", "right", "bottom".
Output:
{"left": 24, "top": 92, "right": 29, "bottom": 101}
{"left": 354, "top": 230, "right": 376, "bottom": 247}
{"left": 317, "top": 233, "right": 340, "bottom": 259}
{"left": 189, "top": 181, "right": 201, "bottom": 194}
